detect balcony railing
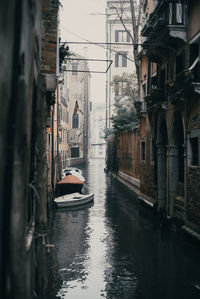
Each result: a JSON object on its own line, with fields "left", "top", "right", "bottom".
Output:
{"left": 145, "top": 87, "right": 166, "bottom": 110}
{"left": 134, "top": 100, "right": 147, "bottom": 114}
{"left": 168, "top": 58, "right": 200, "bottom": 101}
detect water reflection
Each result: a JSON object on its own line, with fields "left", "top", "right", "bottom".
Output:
{"left": 47, "top": 159, "right": 200, "bottom": 299}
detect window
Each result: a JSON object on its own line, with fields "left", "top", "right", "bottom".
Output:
{"left": 151, "top": 74, "right": 158, "bottom": 89}
{"left": 176, "top": 50, "right": 186, "bottom": 75}
{"left": 142, "top": 83, "right": 146, "bottom": 100}
{"left": 169, "top": 3, "right": 184, "bottom": 25}
{"left": 72, "top": 64, "right": 78, "bottom": 75}
{"left": 160, "top": 67, "right": 167, "bottom": 88}
{"left": 141, "top": 141, "right": 146, "bottom": 161}
{"left": 115, "top": 52, "right": 127, "bottom": 67}
{"left": 71, "top": 147, "right": 80, "bottom": 158}
{"left": 151, "top": 139, "right": 155, "bottom": 162}
{"left": 115, "top": 30, "right": 130, "bottom": 42}
{"left": 190, "top": 137, "right": 199, "bottom": 166}
{"left": 115, "top": 81, "right": 128, "bottom": 96}
{"left": 154, "top": 0, "right": 159, "bottom": 8}
{"left": 72, "top": 113, "right": 79, "bottom": 128}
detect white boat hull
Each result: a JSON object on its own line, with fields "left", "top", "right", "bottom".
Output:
{"left": 54, "top": 192, "right": 94, "bottom": 208}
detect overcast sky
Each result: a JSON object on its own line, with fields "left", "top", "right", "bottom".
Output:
{"left": 60, "top": 0, "right": 107, "bottom": 103}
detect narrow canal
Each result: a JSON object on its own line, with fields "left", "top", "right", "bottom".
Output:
{"left": 47, "top": 159, "right": 200, "bottom": 299}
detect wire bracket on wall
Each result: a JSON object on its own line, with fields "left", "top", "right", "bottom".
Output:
{"left": 63, "top": 58, "right": 113, "bottom": 74}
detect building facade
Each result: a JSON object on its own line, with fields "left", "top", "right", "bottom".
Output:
{"left": 57, "top": 70, "right": 70, "bottom": 170}
{"left": 136, "top": 0, "right": 200, "bottom": 233}
{"left": 90, "top": 102, "right": 106, "bottom": 159}
{"left": 61, "top": 52, "right": 91, "bottom": 167}
{"left": 106, "top": 0, "right": 135, "bottom": 127}
{"left": 107, "top": 0, "right": 200, "bottom": 237}
{"left": 0, "top": 1, "right": 60, "bottom": 298}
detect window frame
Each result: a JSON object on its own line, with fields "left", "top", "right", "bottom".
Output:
{"left": 72, "top": 113, "right": 79, "bottom": 129}
{"left": 189, "top": 130, "right": 200, "bottom": 167}
{"left": 169, "top": 2, "right": 185, "bottom": 25}
{"left": 115, "top": 30, "right": 130, "bottom": 43}
{"left": 71, "top": 147, "right": 80, "bottom": 158}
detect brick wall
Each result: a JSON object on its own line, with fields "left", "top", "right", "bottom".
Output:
{"left": 118, "top": 131, "right": 140, "bottom": 180}
{"left": 41, "top": 0, "right": 59, "bottom": 74}
{"left": 187, "top": 167, "right": 200, "bottom": 231}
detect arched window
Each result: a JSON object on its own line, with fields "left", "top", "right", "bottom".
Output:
{"left": 72, "top": 113, "right": 79, "bottom": 128}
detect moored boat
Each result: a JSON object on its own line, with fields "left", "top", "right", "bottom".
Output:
{"left": 54, "top": 192, "right": 94, "bottom": 208}
{"left": 56, "top": 174, "right": 84, "bottom": 197}
{"left": 62, "top": 167, "right": 85, "bottom": 182}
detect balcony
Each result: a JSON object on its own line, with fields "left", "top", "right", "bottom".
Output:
{"left": 145, "top": 87, "right": 166, "bottom": 111}
{"left": 168, "top": 58, "right": 200, "bottom": 103}
{"left": 134, "top": 100, "right": 147, "bottom": 116}
{"left": 142, "top": 0, "right": 187, "bottom": 60}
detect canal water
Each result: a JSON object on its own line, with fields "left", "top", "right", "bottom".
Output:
{"left": 47, "top": 159, "right": 200, "bottom": 299}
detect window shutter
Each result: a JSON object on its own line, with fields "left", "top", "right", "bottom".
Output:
{"left": 127, "top": 31, "right": 130, "bottom": 42}
{"left": 115, "top": 30, "right": 118, "bottom": 42}
{"left": 122, "top": 53, "right": 127, "bottom": 67}
{"left": 115, "top": 54, "right": 119, "bottom": 67}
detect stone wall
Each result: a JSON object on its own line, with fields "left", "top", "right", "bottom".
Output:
{"left": 187, "top": 167, "right": 200, "bottom": 232}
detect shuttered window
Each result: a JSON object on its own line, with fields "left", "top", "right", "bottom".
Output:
{"left": 115, "top": 30, "right": 131, "bottom": 42}
{"left": 115, "top": 52, "right": 127, "bottom": 68}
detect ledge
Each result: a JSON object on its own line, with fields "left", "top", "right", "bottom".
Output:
{"left": 111, "top": 171, "right": 155, "bottom": 208}
{"left": 138, "top": 194, "right": 155, "bottom": 208}
{"left": 118, "top": 171, "right": 140, "bottom": 188}
{"left": 182, "top": 225, "right": 200, "bottom": 241}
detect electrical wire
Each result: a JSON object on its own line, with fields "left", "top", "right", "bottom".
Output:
{"left": 61, "top": 26, "right": 136, "bottom": 63}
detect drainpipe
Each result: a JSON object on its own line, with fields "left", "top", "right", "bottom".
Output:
{"left": 105, "top": 10, "right": 109, "bottom": 129}
{"left": 184, "top": 134, "right": 189, "bottom": 224}
{"left": 108, "top": 21, "right": 112, "bottom": 128}
{"left": 56, "top": 11, "right": 61, "bottom": 180}
{"left": 166, "top": 145, "right": 170, "bottom": 216}
{"left": 51, "top": 105, "right": 55, "bottom": 191}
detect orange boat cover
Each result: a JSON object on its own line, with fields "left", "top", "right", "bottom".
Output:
{"left": 58, "top": 175, "right": 84, "bottom": 185}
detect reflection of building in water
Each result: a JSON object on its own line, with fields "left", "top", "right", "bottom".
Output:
{"left": 90, "top": 102, "right": 106, "bottom": 159}
{"left": 50, "top": 209, "right": 90, "bottom": 292}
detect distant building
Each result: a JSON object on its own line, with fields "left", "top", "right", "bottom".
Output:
{"left": 90, "top": 102, "right": 106, "bottom": 159}
{"left": 106, "top": 0, "right": 135, "bottom": 127}
{"left": 57, "top": 70, "right": 70, "bottom": 170}
{"left": 61, "top": 52, "right": 91, "bottom": 167}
